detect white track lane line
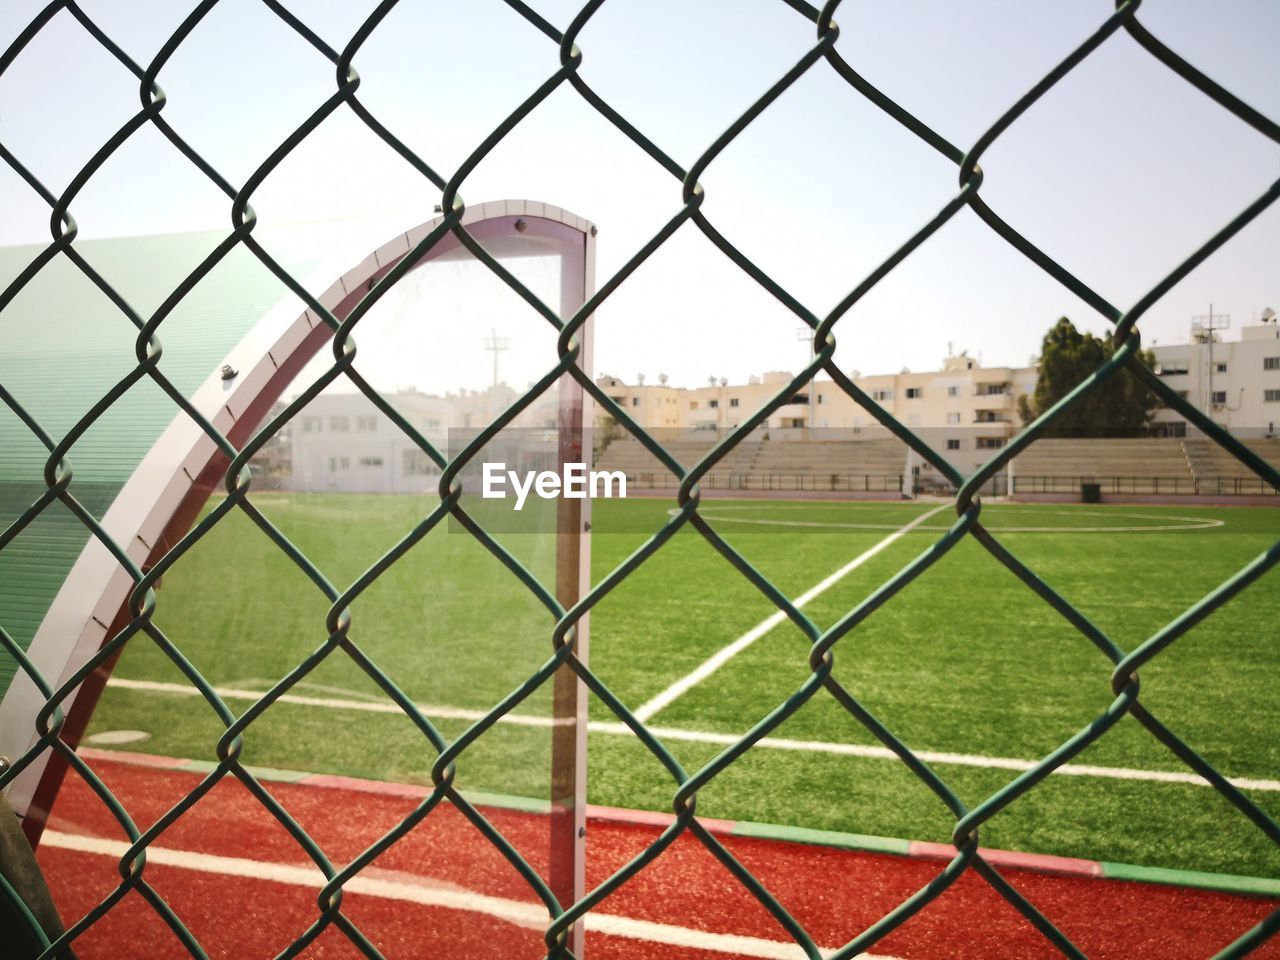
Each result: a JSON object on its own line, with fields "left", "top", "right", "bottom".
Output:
{"left": 631, "top": 503, "right": 952, "bottom": 723}
{"left": 104, "top": 677, "right": 1280, "bottom": 792}
{"left": 40, "top": 830, "right": 894, "bottom": 960}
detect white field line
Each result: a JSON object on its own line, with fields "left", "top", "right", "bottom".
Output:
{"left": 632, "top": 504, "right": 952, "bottom": 723}
{"left": 108, "top": 677, "right": 568, "bottom": 727}
{"left": 41, "top": 830, "right": 889, "bottom": 960}
{"left": 694, "top": 510, "right": 1224, "bottom": 534}
{"left": 105, "top": 677, "right": 1280, "bottom": 792}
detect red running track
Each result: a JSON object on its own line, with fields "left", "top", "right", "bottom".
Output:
{"left": 34, "top": 754, "right": 1280, "bottom": 959}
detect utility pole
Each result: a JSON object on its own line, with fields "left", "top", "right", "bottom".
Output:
{"left": 482, "top": 327, "right": 510, "bottom": 392}
{"left": 1191, "top": 306, "right": 1230, "bottom": 417}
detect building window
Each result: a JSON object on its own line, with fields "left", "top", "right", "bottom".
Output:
{"left": 1157, "top": 362, "right": 1189, "bottom": 376}
{"left": 871, "top": 389, "right": 892, "bottom": 402}
{"left": 946, "top": 438, "right": 961, "bottom": 450}
{"left": 301, "top": 417, "right": 321, "bottom": 433}
{"left": 690, "top": 401, "right": 699, "bottom": 409}
{"left": 358, "top": 456, "right": 384, "bottom": 467}
{"left": 729, "top": 398, "right": 740, "bottom": 407}
{"left": 631, "top": 397, "right": 640, "bottom": 406}
{"left": 946, "top": 412, "right": 960, "bottom": 425}
{"left": 356, "top": 415, "right": 377, "bottom": 432}
{"left": 1216, "top": 362, "right": 1228, "bottom": 374}
{"left": 976, "top": 437, "right": 1005, "bottom": 450}
{"left": 1265, "top": 389, "right": 1280, "bottom": 403}
{"left": 403, "top": 449, "right": 434, "bottom": 476}
{"left": 905, "top": 387, "right": 923, "bottom": 399}
{"left": 815, "top": 394, "right": 823, "bottom": 405}
{"left": 1211, "top": 391, "right": 1227, "bottom": 405}
{"left": 1265, "top": 357, "right": 1280, "bottom": 370}
{"left": 329, "top": 416, "right": 350, "bottom": 432}
{"left": 947, "top": 386, "right": 959, "bottom": 397}
{"left": 708, "top": 399, "right": 719, "bottom": 408}
{"left": 329, "top": 456, "right": 350, "bottom": 472}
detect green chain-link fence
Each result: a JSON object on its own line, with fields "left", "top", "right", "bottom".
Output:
{"left": 2, "top": 0, "right": 1279, "bottom": 957}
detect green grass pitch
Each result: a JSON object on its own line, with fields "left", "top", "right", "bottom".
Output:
{"left": 84, "top": 493, "right": 1280, "bottom": 878}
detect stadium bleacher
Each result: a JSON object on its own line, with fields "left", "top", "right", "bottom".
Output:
{"left": 593, "top": 435, "right": 908, "bottom": 493}
{"left": 1012, "top": 437, "right": 1279, "bottom": 496}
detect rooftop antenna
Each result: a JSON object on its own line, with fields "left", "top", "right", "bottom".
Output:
{"left": 1191, "top": 305, "right": 1230, "bottom": 414}
{"left": 797, "top": 327, "right": 817, "bottom": 432}
{"left": 482, "top": 327, "right": 510, "bottom": 393}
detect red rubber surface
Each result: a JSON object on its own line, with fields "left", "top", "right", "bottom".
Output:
{"left": 37, "top": 757, "right": 1280, "bottom": 959}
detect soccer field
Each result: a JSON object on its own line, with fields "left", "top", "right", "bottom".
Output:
{"left": 84, "top": 494, "right": 1280, "bottom": 879}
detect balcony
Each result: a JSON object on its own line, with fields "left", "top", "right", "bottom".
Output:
{"left": 972, "top": 392, "right": 1012, "bottom": 411}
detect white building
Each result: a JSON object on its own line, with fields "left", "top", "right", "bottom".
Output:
{"left": 287, "top": 385, "right": 554, "bottom": 493}
{"left": 1150, "top": 312, "right": 1280, "bottom": 438}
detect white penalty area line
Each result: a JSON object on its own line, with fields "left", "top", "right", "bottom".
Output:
{"left": 40, "top": 830, "right": 890, "bottom": 960}
{"left": 632, "top": 503, "right": 952, "bottom": 723}
{"left": 105, "top": 678, "right": 1280, "bottom": 793}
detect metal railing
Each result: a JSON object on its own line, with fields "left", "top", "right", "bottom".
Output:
{"left": 1014, "top": 475, "right": 1279, "bottom": 496}
{"left": 623, "top": 471, "right": 904, "bottom": 494}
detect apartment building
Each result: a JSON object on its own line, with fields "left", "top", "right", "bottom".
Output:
{"left": 597, "top": 351, "right": 1037, "bottom": 460}
{"left": 1149, "top": 313, "right": 1280, "bottom": 438}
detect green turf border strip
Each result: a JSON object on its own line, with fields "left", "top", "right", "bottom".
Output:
{"left": 732, "top": 820, "right": 910, "bottom": 856}
{"left": 77, "top": 747, "right": 1280, "bottom": 899}
{"left": 1100, "top": 862, "right": 1280, "bottom": 898}
{"left": 178, "top": 758, "right": 312, "bottom": 783}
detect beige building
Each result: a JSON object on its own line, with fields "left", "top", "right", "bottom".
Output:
{"left": 596, "top": 352, "right": 1037, "bottom": 470}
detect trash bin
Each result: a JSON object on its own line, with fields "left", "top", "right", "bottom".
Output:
{"left": 1081, "top": 482, "right": 1101, "bottom": 503}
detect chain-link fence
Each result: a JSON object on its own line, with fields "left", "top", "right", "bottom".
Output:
{"left": 2, "top": 0, "right": 1279, "bottom": 957}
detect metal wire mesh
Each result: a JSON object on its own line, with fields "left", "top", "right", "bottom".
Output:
{"left": 1, "top": 0, "right": 1279, "bottom": 957}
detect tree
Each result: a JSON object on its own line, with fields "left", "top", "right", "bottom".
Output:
{"left": 1017, "top": 317, "right": 1158, "bottom": 437}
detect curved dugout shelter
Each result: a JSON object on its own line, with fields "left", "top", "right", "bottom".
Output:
{"left": 0, "top": 201, "right": 595, "bottom": 855}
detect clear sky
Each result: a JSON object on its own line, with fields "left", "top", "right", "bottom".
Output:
{"left": 2, "top": 0, "right": 1277, "bottom": 395}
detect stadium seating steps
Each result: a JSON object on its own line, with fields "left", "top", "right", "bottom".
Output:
{"left": 592, "top": 435, "right": 1279, "bottom": 494}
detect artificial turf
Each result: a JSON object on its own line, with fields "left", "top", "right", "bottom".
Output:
{"left": 82, "top": 494, "right": 1280, "bottom": 877}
